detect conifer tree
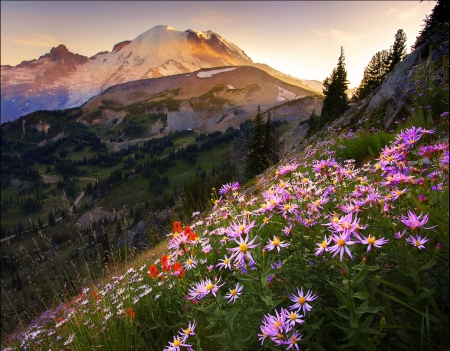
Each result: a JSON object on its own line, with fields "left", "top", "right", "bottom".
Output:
{"left": 389, "top": 29, "right": 407, "bottom": 72}
{"left": 306, "top": 110, "right": 318, "bottom": 137}
{"left": 352, "top": 49, "right": 391, "bottom": 101}
{"left": 413, "top": 0, "right": 449, "bottom": 50}
{"left": 321, "top": 47, "right": 349, "bottom": 125}
{"left": 245, "top": 106, "right": 267, "bottom": 179}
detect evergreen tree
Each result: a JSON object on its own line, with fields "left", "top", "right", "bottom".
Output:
{"left": 389, "top": 29, "right": 407, "bottom": 72}
{"left": 352, "top": 50, "right": 391, "bottom": 101}
{"left": 48, "top": 210, "right": 55, "bottom": 226}
{"left": 321, "top": 47, "right": 349, "bottom": 125}
{"left": 16, "top": 272, "right": 23, "bottom": 291}
{"left": 306, "top": 110, "right": 318, "bottom": 137}
{"left": 245, "top": 106, "right": 268, "bottom": 179}
{"left": 413, "top": 0, "right": 449, "bottom": 50}
{"left": 263, "top": 112, "right": 279, "bottom": 167}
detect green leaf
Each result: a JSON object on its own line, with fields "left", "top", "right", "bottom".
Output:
{"left": 353, "top": 292, "right": 370, "bottom": 300}
{"left": 352, "top": 270, "right": 369, "bottom": 288}
{"left": 418, "top": 288, "right": 435, "bottom": 300}
{"left": 375, "top": 277, "right": 419, "bottom": 302}
{"left": 225, "top": 308, "right": 240, "bottom": 333}
{"left": 356, "top": 305, "right": 385, "bottom": 314}
{"left": 312, "top": 341, "right": 328, "bottom": 351}
{"left": 327, "top": 280, "right": 347, "bottom": 293}
{"left": 350, "top": 316, "right": 359, "bottom": 329}
{"left": 352, "top": 264, "right": 379, "bottom": 271}
{"left": 213, "top": 336, "right": 234, "bottom": 345}
{"left": 358, "top": 338, "right": 377, "bottom": 350}
{"left": 419, "top": 258, "right": 437, "bottom": 271}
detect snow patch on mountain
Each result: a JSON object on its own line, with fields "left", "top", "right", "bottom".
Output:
{"left": 197, "top": 67, "right": 238, "bottom": 78}
{"left": 227, "top": 85, "right": 235, "bottom": 90}
{"left": 275, "top": 85, "right": 304, "bottom": 102}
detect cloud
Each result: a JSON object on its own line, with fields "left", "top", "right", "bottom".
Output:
{"left": 397, "top": 7, "right": 419, "bottom": 21}
{"left": 385, "top": 8, "right": 398, "bottom": 15}
{"left": 309, "top": 29, "right": 366, "bottom": 48}
{"left": 6, "top": 33, "right": 60, "bottom": 48}
{"left": 190, "top": 10, "right": 233, "bottom": 25}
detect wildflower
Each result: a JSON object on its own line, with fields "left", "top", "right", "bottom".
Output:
{"left": 219, "top": 182, "right": 240, "bottom": 195}
{"left": 126, "top": 307, "right": 136, "bottom": 318}
{"left": 227, "top": 234, "right": 259, "bottom": 264}
{"left": 285, "top": 309, "right": 304, "bottom": 327}
{"left": 163, "top": 336, "right": 192, "bottom": 351}
{"left": 400, "top": 211, "right": 435, "bottom": 230}
{"left": 394, "top": 230, "right": 406, "bottom": 239}
{"left": 327, "top": 233, "right": 356, "bottom": 261}
{"left": 148, "top": 264, "right": 159, "bottom": 279}
{"left": 315, "top": 235, "right": 331, "bottom": 256}
{"left": 264, "top": 236, "right": 290, "bottom": 252}
{"left": 288, "top": 287, "right": 317, "bottom": 315}
{"left": 224, "top": 282, "right": 244, "bottom": 304}
{"left": 183, "top": 256, "right": 198, "bottom": 270}
{"left": 178, "top": 320, "right": 196, "bottom": 341}
{"left": 216, "top": 255, "right": 232, "bottom": 271}
{"left": 63, "top": 332, "right": 75, "bottom": 346}
{"left": 173, "top": 262, "right": 185, "bottom": 277}
{"left": 187, "top": 278, "right": 225, "bottom": 300}
{"left": 173, "top": 221, "right": 183, "bottom": 234}
{"left": 286, "top": 330, "right": 303, "bottom": 351}
{"left": 357, "top": 233, "right": 389, "bottom": 252}
{"left": 406, "top": 234, "right": 428, "bottom": 249}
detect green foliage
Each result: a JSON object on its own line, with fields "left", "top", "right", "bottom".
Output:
{"left": 330, "top": 129, "right": 394, "bottom": 166}
{"left": 353, "top": 29, "right": 406, "bottom": 102}
{"left": 413, "top": 0, "right": 449, "bottom": 50}
{"left": 321, "top": 47, "right": 349, "bottom": 125}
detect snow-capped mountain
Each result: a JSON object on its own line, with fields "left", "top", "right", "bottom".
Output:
{"left": 1, "top": 25, "right": 316, "bottom": 123}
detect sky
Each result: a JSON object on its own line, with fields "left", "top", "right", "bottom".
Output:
{"left": 1, "top": 1, "right": 436, "bottom": 88}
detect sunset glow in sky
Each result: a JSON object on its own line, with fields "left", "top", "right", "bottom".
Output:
{"left": 1, "top": 1, "right": 436, "bottom": 88}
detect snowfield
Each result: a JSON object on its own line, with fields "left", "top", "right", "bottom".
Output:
{"left": 197, "top": 67, "right": 238, "bottom": 78}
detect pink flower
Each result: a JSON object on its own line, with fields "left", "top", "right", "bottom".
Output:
{"left": 357, "top": 234, "right": 389, "bottom": 252}
{"left": 406, "top": 234, "right": 428, "bottom": 249}
{"left": 400, "top": 211, "right": 435, "bottom": 230}
{"left": 264, "top": 236, "right": 290, "bottom": 252}
{"left": 327, "top": 233, "right": 356, "bottom": 261}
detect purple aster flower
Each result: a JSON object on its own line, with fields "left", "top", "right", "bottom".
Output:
{"left": 227, "top": 234, "right": 259, "bottom": 264}
{"left": 224, "top": 282, "right": 243, "bottom": 304}
{"left": 357, "top": 234, "right": 389, "bottom": 252}
{"left": 406, "top": 234, "right": 428, "bottom": 249}
{"left": 400, "top": 211, "right": 436, "bottom": 230}
{"left": 327, "top": 232, "right": 356, "bottom": 261}
{"left": 288, "top": 287, "right": 317, "bottom": 315}
{"left": 264, "top": 236, "right": 290, "bottom": 252}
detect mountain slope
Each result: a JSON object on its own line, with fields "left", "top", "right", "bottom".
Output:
{"left": 79, "top": 65, "right": 320, "bottom": 139}
{"left": 1, "top": 25, "right": 318, "bottom": 123}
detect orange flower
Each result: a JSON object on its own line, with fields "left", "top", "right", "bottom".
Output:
{"left": 173, "top": 221, "right": 183, "bottom": 234}
{"left": 91, "top": 291, "right": 100, "bottom": 300}
{"left": 148, "top": 264, "right": 159, "bottom": 278}
{"left": 173, "top": 262, "right": 185, "bottom": 277}
{"left": 126, "top": 307, "right": 136, "bottom": 318}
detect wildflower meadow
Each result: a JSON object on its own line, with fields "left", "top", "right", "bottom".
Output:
{"left": 3, "top": 117, "right": 448, "bottom": 351}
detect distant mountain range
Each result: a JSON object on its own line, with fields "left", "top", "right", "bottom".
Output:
{"left": 1, "top": 25, "right": 323, "bottom": 123}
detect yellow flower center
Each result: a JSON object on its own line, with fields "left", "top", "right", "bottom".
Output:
{"left": 173, "top": 232, "right": 179, "bottom": 238}
{"left": 321, "top": 241, "right": 327, "bottom": 248}
{"left": 173, "top": 339, "right": 181, "bottom": 347}
{"left": 231, "top": 289, "right": 237, "bottom": 296}
{"left": 187, "top": 259, "right": 193, "bottom": 265}
{"left": 387, "top": 156, "right": 393, "bottom": 161}
{"left": 205, "top": 283, "right": 214, "bottom": 291}
{"left": 239, "top": 225, "right": 245, "bottom": 232}
{"left": 224, "top": 258, "right": 229, "bottom": 264}
{"left": 337, "top": 239, "right": 345, "bottom": 246}
{"left": 274, "top": 321, "right": 282, "bottom": 329}
{"left": 277, "top": 333, "right": 284, "bottom": 340}
{"left": 291, "top": 336, "right": 297, "bottom": 343}
{"left": 239, "top": 243, "right": 248, "bottom": 252}
{"left": 284, "top": 204, "right": 291, "bottom": 211}
{"left": 263, "top": 217, "right": 269, "bottom": 223}
{"left": 414, "top": 241, "right": 420, "bottom": 246}
{"left": 333, "top": 216, "right": 339, "bottom": 223}
{"left": 184, "top": 328, "right": 191, "bottom": 335}
{"left": 298, "top": 296, "right": 306, "bottom": 305}
{"left": 367, "top": 236, "right": 376, "bottom": 245}
{"left": 273, "top": 238, "right": 280, "bottom": 246}
{"left": 290, "top": 313, "right": 297, "bottom": 320}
